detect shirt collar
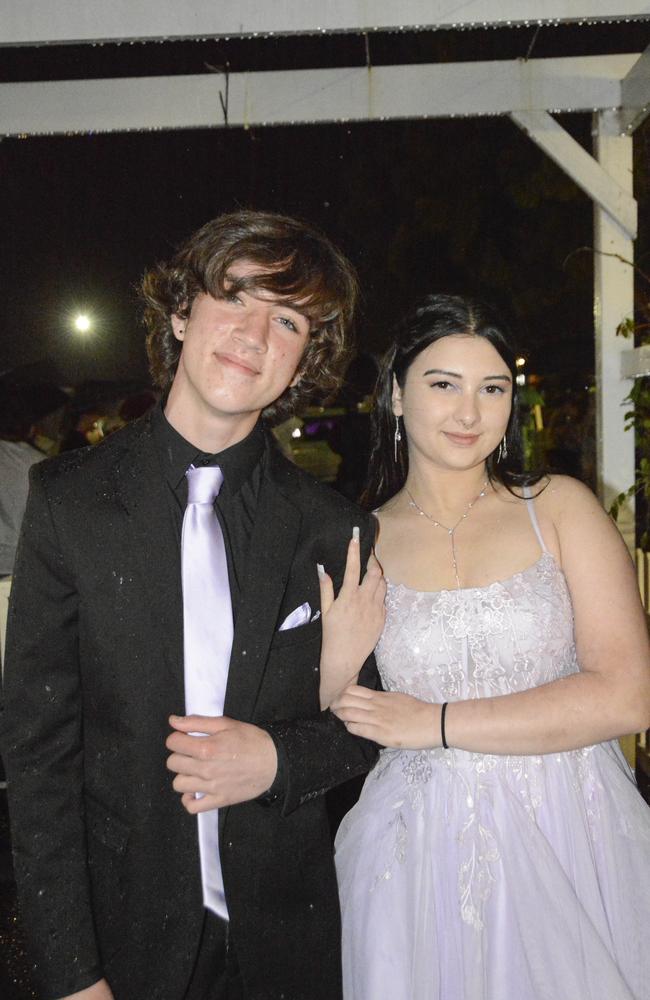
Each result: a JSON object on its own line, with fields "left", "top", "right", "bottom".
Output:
{"left": 151, "top": 402, "right": 265, "bottom": 497}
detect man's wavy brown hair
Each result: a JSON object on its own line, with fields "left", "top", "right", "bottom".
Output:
{"left": 141, "top": 210, "right": 358, "bottom": 423}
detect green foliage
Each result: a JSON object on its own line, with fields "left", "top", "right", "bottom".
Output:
{"left": 611, "top": 275, "right": 650, "bottom": 548}
{"left": 617, "top": 315, "right": 637, "bottom": 340}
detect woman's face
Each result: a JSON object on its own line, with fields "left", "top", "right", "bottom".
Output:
{"left": 392, "top": 333, "right": 513, "bottom": 473}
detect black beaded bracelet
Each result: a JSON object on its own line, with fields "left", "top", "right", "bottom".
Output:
{"left": 440, "top": 702, "right": 449, "bottom": 749}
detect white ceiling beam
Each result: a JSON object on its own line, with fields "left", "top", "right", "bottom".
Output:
{"left": 2, "top": 1, "right": 649, "bottom": 46}
{"left": 618, "top": 43, "right": 650, "bottom": 132}
{"left": 511, "top": 109, "right": 637, "bottom": 237}
{"left": 0, "top": 54, "right": 637, "bottom": 139}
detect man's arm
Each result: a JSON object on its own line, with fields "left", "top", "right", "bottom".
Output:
{"left": 260, "top": 656, "right": 380, "bottom": 815}
{"left": 0, "top": 465, "right": 104, "bottom": 998}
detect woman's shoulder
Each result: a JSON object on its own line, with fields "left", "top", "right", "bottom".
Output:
{"left": 490, "top": 475, "right": 604, "bottom": 561}
{"left": 485, "top": 474, "right": 594, "bottom": 518}
{"left": 527, "top": 475, "right": 617, "bottom": 557}
{"left": 531, "top": 474, "right": 601, "bottom": 519}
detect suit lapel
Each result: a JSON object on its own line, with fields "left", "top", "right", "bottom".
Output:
{"left": 113, "top": 417, "right": 185, "bottom": 702}
{"left": 224, "top": 443, "right": 302, "bottom": 721}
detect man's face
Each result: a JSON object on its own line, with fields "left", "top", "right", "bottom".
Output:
{"left": 167, "top": 262, "right": 310, "bottom": 442}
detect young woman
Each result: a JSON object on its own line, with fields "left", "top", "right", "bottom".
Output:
{"left": 321, "top": 294, "right": 650, "bottom": 1000}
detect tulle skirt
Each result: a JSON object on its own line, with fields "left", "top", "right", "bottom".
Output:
{"left": 335, "top": 741, "right": 650, "bottom": 1000}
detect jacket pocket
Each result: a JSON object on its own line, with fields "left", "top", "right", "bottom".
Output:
{"left": 269, "top": 617, "right": 322, "bottom": 650}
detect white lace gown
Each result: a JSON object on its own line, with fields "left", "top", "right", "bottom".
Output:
{"left": 335, "top": 502, "right": 650, "bottom": 1000}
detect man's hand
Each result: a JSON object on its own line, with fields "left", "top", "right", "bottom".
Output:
{"left": 62, "top": 979, "right": 114, "bottom": 1000}
{"left": 166, "top": 715, "right": 278, "bottom": 811}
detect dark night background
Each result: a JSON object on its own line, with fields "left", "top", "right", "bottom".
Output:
{"left": 1, "top": 19, "right": 649, "bottom": 389}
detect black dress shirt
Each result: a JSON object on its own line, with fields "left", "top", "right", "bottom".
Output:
{"left": 152, "top": 403, "right": 265, "bottom": 620}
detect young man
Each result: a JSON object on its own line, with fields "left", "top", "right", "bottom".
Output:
{"left": 1, "top": 211, "right": 381, "bottom": 1000}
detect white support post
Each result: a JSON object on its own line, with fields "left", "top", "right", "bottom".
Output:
{"left": 593, "top": 110, "right": 636, "bottom": 551}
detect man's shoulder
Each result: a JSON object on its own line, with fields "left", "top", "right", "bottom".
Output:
{"left": 264, "top": 432, "right": 372, "bottom": 528}
{"left": 35, "top": 416, "right": 152, "bottom": 494}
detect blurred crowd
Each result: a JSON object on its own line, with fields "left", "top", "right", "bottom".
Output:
{"left": 0, "top": 374, "right": 158, "bottom": 660}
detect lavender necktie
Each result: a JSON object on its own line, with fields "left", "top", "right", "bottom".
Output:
{"left": 181, "top": 464, "right": 233, "bottom": 920}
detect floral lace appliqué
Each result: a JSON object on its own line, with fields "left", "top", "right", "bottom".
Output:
{"left": 370, "top": 807, "right": 408, "bottom": 891}
{"left": 458, "top": 808, "right": 500, "bottom": 930}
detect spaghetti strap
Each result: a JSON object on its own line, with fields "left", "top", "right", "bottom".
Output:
{"left": 522, "top": 484, "right": 548, "bottom": 554}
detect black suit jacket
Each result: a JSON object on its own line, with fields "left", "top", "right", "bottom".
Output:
{"left": 0, "top": 413, "right": 379, "bottom": 1000}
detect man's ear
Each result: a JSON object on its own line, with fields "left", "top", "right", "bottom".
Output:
{"left": 171, "top": 313, "right": 186, "bottom": 342}
{"left": 391, "top": 375, "right": 403, "bottom": 417}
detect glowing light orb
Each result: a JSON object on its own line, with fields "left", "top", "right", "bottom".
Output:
{"left": 74, "top": 313, "right": 91, "bottom": 333}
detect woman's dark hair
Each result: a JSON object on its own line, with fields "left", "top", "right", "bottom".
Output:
{"left": 362, "top": 293, "right": 545, "bottom": 509}
{"left": 141, "top": 210, "right": 358, "bottom": 423}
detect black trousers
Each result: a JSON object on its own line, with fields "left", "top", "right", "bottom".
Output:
{"left": 184, "top": 911, "right": 243, "bottom": 1000}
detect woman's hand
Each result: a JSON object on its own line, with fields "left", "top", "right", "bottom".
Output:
{"left": 318, "top": 529, "right": 386, "bottom": 709}
{"left": 63, "top": 980, "right": 115, "bottom": 1000}
{"left": 331, "top": 684, "right": 439, "bottom": 749}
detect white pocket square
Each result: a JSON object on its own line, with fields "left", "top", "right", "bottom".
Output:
{"left": 279, "top": 602, "right": 313, "bottom": 631}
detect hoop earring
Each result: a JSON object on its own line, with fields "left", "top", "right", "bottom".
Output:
{"left": 497, "top": 436, "right": 508, "bottom": 463}
{"left": 393, "top": 416, "right": 402, "bottom": 464}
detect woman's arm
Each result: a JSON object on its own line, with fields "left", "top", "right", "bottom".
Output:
{"left": 332, "top": 477, "right": 650, "bottom": 754}
{"left": 318, "top": 530, "right": 386, "bottom": 709}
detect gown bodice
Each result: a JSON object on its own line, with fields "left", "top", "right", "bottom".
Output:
{"left": 377, "top": 551, "right": 578, "bottom": 705}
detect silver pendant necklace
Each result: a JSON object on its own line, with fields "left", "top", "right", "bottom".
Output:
{"left": 405, "top": 478, "right": 490, "bottom": 589}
